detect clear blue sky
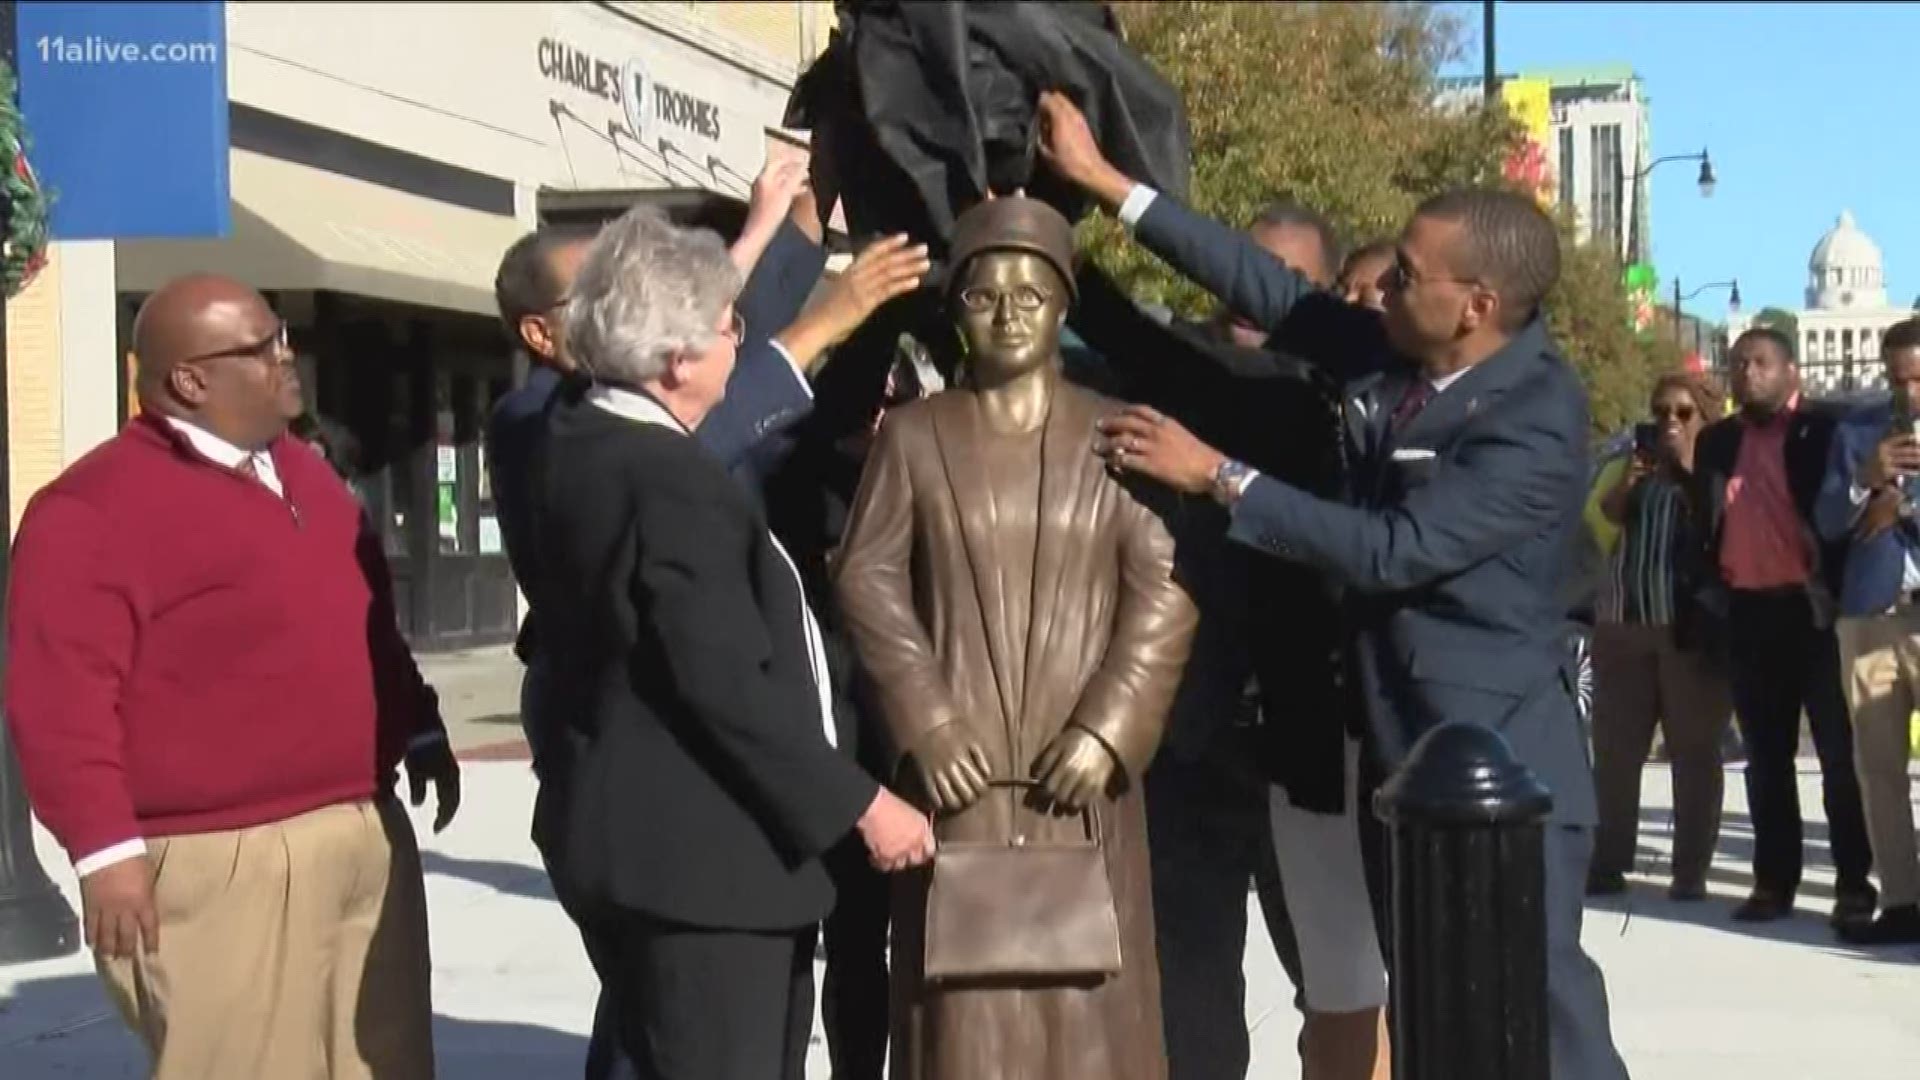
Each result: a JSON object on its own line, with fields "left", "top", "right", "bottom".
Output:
{"left": 1441, "top": 2, "right": 1916, "bottom": 317}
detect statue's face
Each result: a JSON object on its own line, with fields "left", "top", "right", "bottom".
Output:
{"left": 954, "top": 251, "right": 1068, "bottom": 383}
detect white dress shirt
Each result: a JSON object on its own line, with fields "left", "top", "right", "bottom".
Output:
{"left": 586, "top": 386, "right": 840, "bottom": 749}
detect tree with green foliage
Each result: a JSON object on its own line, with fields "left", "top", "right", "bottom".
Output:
{"left": 1080, "top": 1, "right": 1675, "bottom": 436}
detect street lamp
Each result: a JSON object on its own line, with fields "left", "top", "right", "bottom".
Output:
{"left": 1617, "top": 147, "right": 1716, "bottom": 266}
{"left": 1673, "top": 277, "right": 1740, "bottom": 355}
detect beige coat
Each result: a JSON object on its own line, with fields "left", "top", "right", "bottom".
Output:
{"left": 834, "top": 379, "right": 1197, "bottom": 1080}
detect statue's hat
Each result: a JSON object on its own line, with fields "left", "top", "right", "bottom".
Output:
{"left": 946, "top": 195, "right": 1077, "bottom": 303}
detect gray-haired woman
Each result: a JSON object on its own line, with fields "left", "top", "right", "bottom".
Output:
{"left": 526, "top": 206, "right": 934, "bottom": 1080}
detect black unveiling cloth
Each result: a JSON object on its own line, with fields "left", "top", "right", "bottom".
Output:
{"left": 785, "top": 0, "right": 1191, "bottom": 262}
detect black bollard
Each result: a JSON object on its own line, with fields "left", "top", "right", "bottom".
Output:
{"left": 1374, "top": 721, "right": 1553, "bottom": 1080}
{"left": 0, "top": 737, "right": 78, "bottom": 964}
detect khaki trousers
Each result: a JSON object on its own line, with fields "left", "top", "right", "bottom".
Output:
{"left": 97, "top": 797, "right": 435, "bottom": 1080}
{"left": 1835, "top": 611, "right": 1920, "bottom": 908}
{"left": 1590, "top": 621, "right": 1733, "bottom": 887}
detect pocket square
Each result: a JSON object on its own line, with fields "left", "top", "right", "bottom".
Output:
{"left": 1390, "top": 448, "right": 1437, "bottom": 461}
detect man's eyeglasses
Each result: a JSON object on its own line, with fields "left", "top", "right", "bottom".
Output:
{"left": 957, "top": 284, "right": 1052, "bottom": 313}
{"left": 1387, "top": 258, "right": 1480, "bottom": 292}
{"left": 184, "top": 322, "right": 292, "bottom": 365}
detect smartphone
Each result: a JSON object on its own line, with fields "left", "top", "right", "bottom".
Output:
{"left": 1632, "top": 421, "right": 1661, "bottom": 458}
{"left": 1896, "top": 384, "right": 1920, "bottom": 439}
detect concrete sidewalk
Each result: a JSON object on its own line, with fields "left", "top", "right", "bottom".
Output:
{"left": 3, "top": 762, "right": 1916, "bottom": 1078}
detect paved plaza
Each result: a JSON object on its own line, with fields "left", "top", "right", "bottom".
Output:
{"left": 5, "top": 758, "right": 1915, "bottom": 1078}
{"left": 4, "top": 653, "right": 1917, "bottom": 1078}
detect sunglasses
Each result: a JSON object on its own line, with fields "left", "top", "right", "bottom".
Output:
{"left": 1387, "top": 258, "right": 1482, "bottom": 292}
{"left": 184, "top": 322, "right": 292, "bottom": 365}
{"left": 1652, "top": 404, "right": 1698, "bottom": 422}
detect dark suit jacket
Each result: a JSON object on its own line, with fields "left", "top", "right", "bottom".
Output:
{"left": 1812, "top": 397, "right": 1915, "bottom": 617}
{"left": 1129, "top": 194, "right": 1597, "bottom": 825}
{"left": 1068, "top": 265, "right": 1357, "bottom": 813}
{"left": 488, "top": 220, "right": 824, "bottom": 665}
{"left": 702, "top": 219, "right": 828, "bottom": 490}
{"left": 528, "top": 393, "right": 878, "bottom": 931}
{"left": 1692, "top": 401, "right": 1847, "bottom": 625}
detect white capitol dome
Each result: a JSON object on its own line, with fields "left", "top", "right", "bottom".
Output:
{"left": 1807, "top": 209, "right": 1887, "bottom": 310}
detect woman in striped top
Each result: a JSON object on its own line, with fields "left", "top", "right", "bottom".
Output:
{"left": 1588, "top": 372, "right": 1735, "bottom": 901}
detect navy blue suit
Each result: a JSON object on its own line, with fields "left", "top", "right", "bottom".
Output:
{"left": 1127, "top": 193, "right": 1627, "bottom": 1080}
{"left": 1814, "top": 397, "right": 1920, "bottom": 616}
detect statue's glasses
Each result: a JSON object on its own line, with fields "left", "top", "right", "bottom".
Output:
{"left": 957, "top": 284, "right": 1053, "bottom": 314}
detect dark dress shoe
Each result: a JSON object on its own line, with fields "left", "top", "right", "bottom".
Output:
{"left": 1668, "top": 880, "right": 1708, "bottom": 902}
{"left": 1831, "top": 887, "right": 1879, "bottom": 929}
{"left": 1732, "top": 891, "right": 1793, "bottom": 922}
{"left": 1837, "top": 904, "right": 1920, "bottom": 946}
{"left": 1585, "top": 870, "right": 1628, "bottom": 897}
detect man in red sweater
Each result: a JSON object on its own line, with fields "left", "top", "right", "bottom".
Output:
{"left": 4, "top": 274, "right": 460, "bottom": 1079}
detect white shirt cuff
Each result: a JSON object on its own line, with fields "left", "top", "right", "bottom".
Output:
{"left": 74, "top": 838, "right": 147, "bottom": 878}
{"left": 1851, "top": 482, "right": 1873, "bottom": 506}
{"left": 409, "top": 729, "right": 448, "bottom": 752}
{"left": 1116, "top": 185, "right": 1159, "bottom": 229}
{"left": 768, "top": 339, "right": 814, "bottom": 401}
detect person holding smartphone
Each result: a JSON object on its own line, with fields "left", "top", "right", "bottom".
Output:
{"left": 1811, "top": 317, "right": 1920, "bottom": 945}
{"left": 1587, "top": 372, "right": 1735, "bottom": 900}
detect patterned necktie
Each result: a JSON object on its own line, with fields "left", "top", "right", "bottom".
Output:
{"left": 234, "top": 454, "right": 262, "bottom": 482}
{"left": 1389, "top": 379, "right": 1435, "bottom": 433}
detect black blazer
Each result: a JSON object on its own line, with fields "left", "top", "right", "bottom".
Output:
{"left": 528, "top": 392, "right": 878, "bottom": 931}
{"left": 1129, "top": 193, "right": 1597, "bottom": 825}
{"left": 1691, "top": 403, "right": 1849, "bottom": 611}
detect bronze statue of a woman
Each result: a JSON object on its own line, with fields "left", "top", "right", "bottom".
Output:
{"left": 833, "top": 195, "right": 1197, "bottom": 1080}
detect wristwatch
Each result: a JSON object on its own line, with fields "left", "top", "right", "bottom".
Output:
{"left": 1211, "top": 458, "right": 1255, "bottom": 507}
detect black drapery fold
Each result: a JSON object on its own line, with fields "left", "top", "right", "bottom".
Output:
{"left": 786, "top": 0, "right": 1191, "bottom": 261}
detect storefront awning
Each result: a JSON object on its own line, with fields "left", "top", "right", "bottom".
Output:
{"left": 117, "top": 149, "right": 525, "bottom": 317}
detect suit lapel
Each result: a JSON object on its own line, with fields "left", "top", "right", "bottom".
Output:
{"left": 928, "top": 396, "right": 1019, "bottom": 735}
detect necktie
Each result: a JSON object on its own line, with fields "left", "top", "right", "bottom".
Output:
{"left": 234, "top": 454, "right": 260, "bottom": 481}
{"left": 1389, "top": 380, "right": 1435, "bottom": 433}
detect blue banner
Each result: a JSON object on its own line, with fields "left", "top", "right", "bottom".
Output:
{"left": 17, "top": 2, "right": 229, "bottom": 239}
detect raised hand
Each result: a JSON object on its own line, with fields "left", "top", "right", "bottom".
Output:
{"left": 774, "top": 234, "right": 931, "bottom": 374}
{"left": 1035, "top": 90, "right": 1132, "bottom": 209}
{"left": 745, "top": 157, "right": 810, "bottom": 237}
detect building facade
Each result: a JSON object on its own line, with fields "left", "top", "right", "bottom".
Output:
{"left": 1438, "top": 66, "right": 1652, "bottom": 265}
{"left": 8, "top": 1, "right": 835, "bottom": 652}
{"left": 1725, "top": 210, "right": 1917, "bottom": 396}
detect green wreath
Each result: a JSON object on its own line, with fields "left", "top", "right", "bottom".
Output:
{"left": 0, "top": 58, "right": 53, "bottom": 299}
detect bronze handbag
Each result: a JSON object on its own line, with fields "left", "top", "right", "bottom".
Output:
{"left": 922, "top": 779, "right": 1124, "bottom": 983}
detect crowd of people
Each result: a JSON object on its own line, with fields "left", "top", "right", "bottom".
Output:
{"left": 1582, "top": 316, "right": 1920, "bottom": 947}
{"left": 4, "top": 84, "right": 1916, "bottom": 1080}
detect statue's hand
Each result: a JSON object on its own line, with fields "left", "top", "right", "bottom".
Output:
{"left": 913, "top": 722, "right": 993, "bottom": 813}
{"left": 1033, "top": 726, "right": 1118, "bottom": 812}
